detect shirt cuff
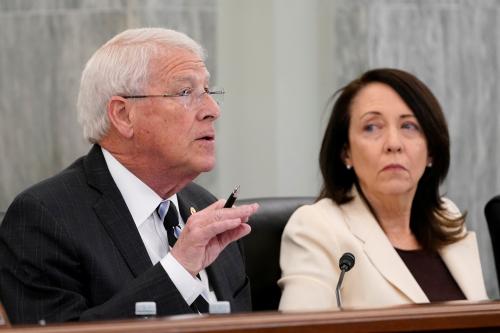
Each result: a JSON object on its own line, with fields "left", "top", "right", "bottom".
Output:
{"left": 161, "top": 253, "right": 205, "bottom": 305}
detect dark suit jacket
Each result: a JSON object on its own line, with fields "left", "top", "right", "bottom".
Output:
{"left": 0, "top": 145, "right": 251, "bottom": 324}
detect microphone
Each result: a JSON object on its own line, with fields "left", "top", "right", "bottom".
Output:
{"left": 335, "top": 252, "right": 355, "bottom": 309}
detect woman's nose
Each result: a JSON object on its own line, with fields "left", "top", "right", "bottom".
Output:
{"left": 384, "top": 129, "right": 403, "bottom": 153}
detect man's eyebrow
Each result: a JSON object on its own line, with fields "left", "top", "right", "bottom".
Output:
{"left": 170, "top": 75, "right": 196, "bottom": 83}
{"left": 170, "top": 71, "right": 211, "bottom": 84}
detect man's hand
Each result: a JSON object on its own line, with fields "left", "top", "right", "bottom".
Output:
{"left": 170, "top": 200, "right": 259, "bottom": 276}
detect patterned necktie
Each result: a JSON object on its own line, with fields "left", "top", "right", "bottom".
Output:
{"left": 156, "top": 200, "right": 209, "bottom": 313}
{"left": 157, "top": 200, "right": 179, "bottom": 248}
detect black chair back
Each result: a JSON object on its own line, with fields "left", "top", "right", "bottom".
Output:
{"left": 485, "top": 195, "right": 500, "bottom": 288}
{"left": 239, "top": 196, "right": 314, "bottom": 311}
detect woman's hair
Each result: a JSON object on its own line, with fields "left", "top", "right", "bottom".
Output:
{"left": 77, "top": 28, "right": 205, "bottom": 143}
{"left": 319, "top": 68, "right": 465, "bottom": 251}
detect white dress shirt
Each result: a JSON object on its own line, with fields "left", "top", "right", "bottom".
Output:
{"left": 101, "top": 148, "right": 217, "bottom": 306}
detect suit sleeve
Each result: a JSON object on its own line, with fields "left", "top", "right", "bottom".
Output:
{"left": 0, "top": 193, "right": 192, "bottom": 324}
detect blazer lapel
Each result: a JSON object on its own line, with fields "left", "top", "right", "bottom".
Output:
{"left": 439, "top": 232, "right": 488, "bottom": 300}
{"left": 176, "top": 192, "right": 234, "bottom": 302}
{"left": 84, "top": 145, "right": 153, "bottom": 277}
{"left": 342, "top": 189, "right": 428, "bottom": 303}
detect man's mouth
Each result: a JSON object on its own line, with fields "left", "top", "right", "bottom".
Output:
{"left": 196, "top": 133, "right": 215, "bottom": 141}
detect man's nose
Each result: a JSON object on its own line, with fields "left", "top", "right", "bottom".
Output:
{"left": 198, "top": 94, "right": 220, "bottom": 120}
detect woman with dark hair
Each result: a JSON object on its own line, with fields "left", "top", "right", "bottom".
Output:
{"left": 278, "top": 68, "right": 488, "bottom": 311}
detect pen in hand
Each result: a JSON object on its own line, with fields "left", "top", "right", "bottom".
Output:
{"left": 223, "top": 185, "right": 240, "bottom": 208}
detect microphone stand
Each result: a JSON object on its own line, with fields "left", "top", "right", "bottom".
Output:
{"left": 335, "top": 270, "right": 346, "bottom": 309}
{"left": 335, "top": 252, "right": 355, "bottom": 310}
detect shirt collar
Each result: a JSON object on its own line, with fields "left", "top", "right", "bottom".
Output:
{"left": 101, "top": 147, "right": 179, "bottom": 227}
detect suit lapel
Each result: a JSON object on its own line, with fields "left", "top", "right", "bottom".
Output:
{"left": 84, "top": 145, "right": 153, "bottom": 277}
{"left": 439, "top": 232, "right": 487, "bottom": 300}
{"left": 177, "top": 191, "right": 234, "bottom": 302}
{"left": 342, "top": 189, "right": 428, "bottom": 303}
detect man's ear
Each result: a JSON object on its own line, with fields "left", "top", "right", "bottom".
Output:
{"left": 107, "top": 96, "right": 134, "bottom": 139}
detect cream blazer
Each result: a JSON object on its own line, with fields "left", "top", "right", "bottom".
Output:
{"left": 278, "top": 191, "right": 488, "bottom": 312}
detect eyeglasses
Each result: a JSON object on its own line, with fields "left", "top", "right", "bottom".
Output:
{"left": 121, "top": 88, "right": 225, "bottom": 108}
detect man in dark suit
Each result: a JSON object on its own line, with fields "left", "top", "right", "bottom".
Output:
{"left": 0, "top": 28, "right": 258, "bottom": 324}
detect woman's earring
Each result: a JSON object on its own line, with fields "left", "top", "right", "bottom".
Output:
{"left": 427, "top": 162, "right": 433, "bottom": 167}
{"left": 346, "top": 164, "right": 352, "bottom": 170}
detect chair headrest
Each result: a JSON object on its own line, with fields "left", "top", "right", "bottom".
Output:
{"left": 239, "top": 196, "right": 315, "bottom": 229}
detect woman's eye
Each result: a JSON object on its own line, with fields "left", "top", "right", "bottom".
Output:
{"left": 402, "top": 122, "right": 419, "bottom": 131}
{"left": 363, "top": 124, "right": 378, "bottom": 132}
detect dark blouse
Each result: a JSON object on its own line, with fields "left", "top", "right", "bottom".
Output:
{"left": 395, "top": 248, "right": 466, "bottom": 302}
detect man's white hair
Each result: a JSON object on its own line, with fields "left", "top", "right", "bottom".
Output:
{"left": 77, "top": 28, "right": 205, "bottom": 143}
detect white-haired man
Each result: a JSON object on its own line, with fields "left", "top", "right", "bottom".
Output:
{"left": 0, "top": 28, "right": 258, "bottom": 324}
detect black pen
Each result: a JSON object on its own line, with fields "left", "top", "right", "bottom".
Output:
{"left": 224, "top": 185, "right": 240, "bottom": 208}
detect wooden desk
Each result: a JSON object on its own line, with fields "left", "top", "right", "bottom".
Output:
{"left": 3, "top": 301, "right": 500, "bottom": 333}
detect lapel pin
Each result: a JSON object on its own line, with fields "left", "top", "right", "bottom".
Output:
{"left": 190, "top": 207, "right": 197, "bottom": 215}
